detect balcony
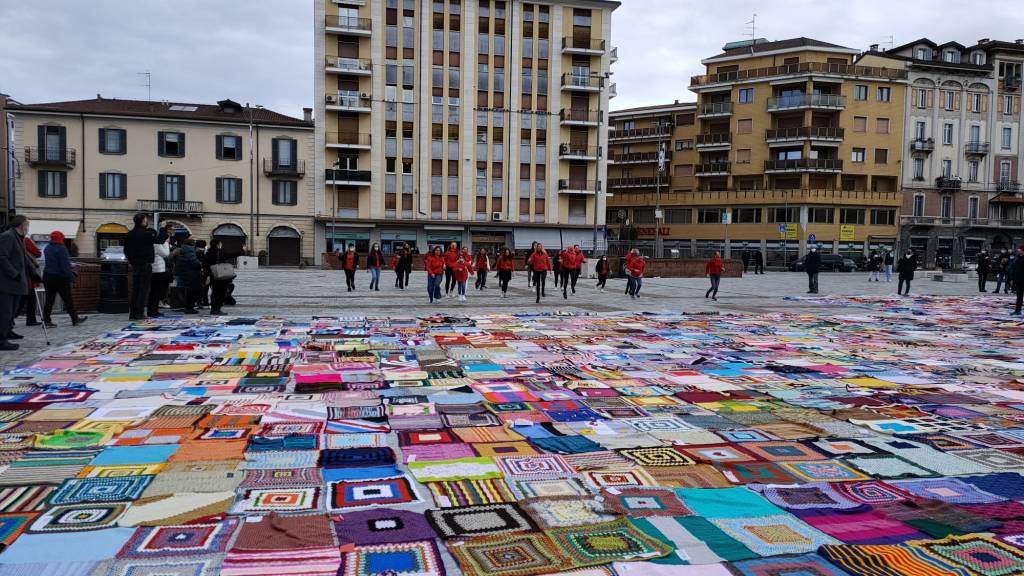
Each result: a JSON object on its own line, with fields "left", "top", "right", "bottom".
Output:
{"left": 326, "top": 132, "right": 371, "bottom": 149}
{"left": 764, "top": 158, "right": 843, "bottom": 173}
{"left": 608, "top": 151, "right": 666, "bottom": 164}
{"left": 562, "top": 37, "right": 606, "bottom": 55}
{"left": 695, "top": 132, "right": 732, "bottom": 149}
{"left": 608, "top": 83, "right": 617, "bottom": 98}
{"left": 964, "top": 141, "right": 990, "bottom": 155}
{"left": 325, "top": 57, "right": 372, "bottom": 75}
{"left": 263, "top": 158, "right": 306, "bottom": 178}
{"left": 609, "top": 46, "right": 618, "bottom": 63}
{"left": 608, "top": 176, "right": 665, "bottom": 189}
{"left": 996, "top": 179, "right": 1021, "bottom": 193}
{"left": 690, "top": 61, "right": 908, "bottom": 88}
{"left": 559, "top": 109, "right": 602, "bottom": 126}
{"left": 910, "top": 137, "right": 935, "bottom": 153}
{"left": 137, "top": 200, "right": 203, "bottom": 215}
{"left": 765, "top": 126, "right": 844, "bottom": 145}
{"left": 698, "top": 101, "right": 733, "bottom": 118}
{"left": 901, "top": 215, "right": 1024, "bottom": 228}
{"left": 559, "top": 143, "right": 601, "bottom": 160}
{"left": 325, "top": 15, "right": 372, "bottom": 36}
{"left": 326, "top": 91, "right": 372, "bottom": 112}
{"left": 562, "top": 74, "right": 602, "bottom": 92}
{"left": 936, "top": 176, "right": 962, "bottom": 190}
{"left": 609, "top": 125, "right": 671, "bottom": 141}
{"left": 557, "top": 179, "right": 601, "bottom": 195}
{"left": 695, "top": 162, "right": 731, "bottom": 176}
{"left": 767, "top": 93, "right": 846, "bottom": 111}
{"left": 325, "top": 168, "right": 371, "bottom": 185}
{"left": 25, "top": 147, "right": 75, "bottom": 168}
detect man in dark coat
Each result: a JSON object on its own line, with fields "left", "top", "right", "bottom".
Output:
{"left": 977, "top": 250, "right": 990, "bottom": 293}
{"left": 123, "top": 213, "right": 161, "bottom": 320}
{"left": 896, "top": 250, "right": 918, "bottom": 296}
{"left": 753, "top": 249, "right": 764, "bottom": 274}
{"left": 804, "top": 246, "right": 821, "bottom": 294}
{"left": 171, "top": 237, "right": 203, "bottom": 314}
{"left": 0, "top": 215, "right": 31, "bottom": 350}
{"left": 1013, "top": 245, "right": 1024, "bottom": 316}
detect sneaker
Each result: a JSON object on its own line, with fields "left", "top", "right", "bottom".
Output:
{"left": 0, "top": 341, "right": 18, "bottom": 351}
{"left": 712, "top": 297, "right": 718, "bottom": 301}
{"left": 72, "top": 317, "right": 87, "bottom": 326}
{"left": 459, "top": 295, "right": 466, "bottom": 302}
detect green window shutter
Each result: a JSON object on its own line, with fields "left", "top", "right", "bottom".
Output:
{"left": 158, "top": 175, "right": 165, "bottom": 200}
{"left": 180, "top": 175, "right": 186, "bottom": 200}
{"left": 216, "top": 135, "right": 224, "bottom": 160}
{"left": 179, "top": 133, "right": 185, "bottom": 157}
{"left": 99, "top": 128, "right": 107, "bottom": 153}
{"left": 119, "top": 129, "right": 127, "bottom": 154}
{"left": 59, "top": 171, "right": 67, "bottom": 196}
{"left": 120, "top": 173, "right": 128, "bottom": 196}
{"left": 158, "top": 131, "right": 165, "bottom": 155}
{"left": 99, "top": 172, "right": 107, "bottom": 198}
{"left": 215, "top": 177, "right": 223, "bottom": 201}
{"left": 37, "top": 171, "right": 45, "bottom": 197}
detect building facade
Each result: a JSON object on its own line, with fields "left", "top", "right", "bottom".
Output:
{"left": 1, "top": 94, "right": 18, "bottom": 228}
{"left": 314, "top": 0, "right": 618, "bottom": 255}
{"left": 8, "top": 98, "right": 315, "bottom": 265}
{"left": 860, "top": 39, "right": 1024, "bottom": 268}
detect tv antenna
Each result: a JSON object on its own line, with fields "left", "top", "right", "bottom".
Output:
{"left": 137, "top": 71, "right": 151, "bottom": 102}
{"left": 746, "top": 13, "right": 757, "bottom": 46}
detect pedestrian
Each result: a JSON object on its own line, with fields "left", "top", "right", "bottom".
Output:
{"left": 884, "top": 249, "right": 894, "bottom": 282}
{"left": 1012, "top": 245, "right": 1024, "bottom": 315}
{"left": 474, "top": 248, "right": 490, "bottom": 290}
{"left": 595, "top": 255, "right": 609, "bottom": 291}
{"left": 869, "top": 250, "right": 882, "bottom": 282}
{"left": 367, "top": 243, "right": 384, "bottom": 291}
{"left": 453, "top": 256, "right": 470, "bottom": 301}
{"left": 41, "top": 230, "right": 86, "bottom": 327}
{"left": 0, "top": 216, "right": 31, "bottom": 350}
{"left": 444, "top": 242, "right": 459, "bottom": 297}
{"left": 805, "top": 246, "right": 821, "bottom": 294}
{"left": 977, "top": 249, "right": 990, "bottom": 293}
{"left": 896, "top": 249, "right": 917, "bottom": 296}
{"left": 705, "top": 251, "right": 724, "bottom": 301}
{"left": 567, "top": 245, "right": 585, "bottom": 296}
{"left": 400, "top": 244, "right": 413, "bottom": 289}
{"left": 995, "top": 249, "right": 1011, "bottom": 294}
{"left": 526, "top": 243, "right": 551, "bottom": 303}
{"left": 124, "top": 213, "right": 161, "bottom": 320}
{"left": 624, "top": 249, "right": 640, "bottom": 295}
{"left": 425, "top": 246, "right": 445, "bottom": 303}
{"left": 148, "top": 236, "right": 171, "bottom": 318}
{"left": 627, "top": 251, "right": 647, "bottom": 298}
{"left": 753, "top": 249, "right": 764, "bottom": 274}
{"left": 194, "top": 240, "right": 210, "bottom": 308}
{"left": 741, "top": 247, "right": 750, "bottom": 274}
{"left": 19, "top": 235, "right": 42, "bottom": 328}
{"left": 203, "top": 238, "right": 245, "bottom": 315}
{"left": 527, "top": 241, "right": 536, "bottom": 287}
{"left": 390, "top": 251, "right": 402, "bottom": 288}
{"left": 496, "top": 247, "right": 514, "bottom": 298}
{"left": 341, "top": 245, "right": 359, "bottom": 292}
{"left": 170, "top": 236, "right": 202, "bottom": 314}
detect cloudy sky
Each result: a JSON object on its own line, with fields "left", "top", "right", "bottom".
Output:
{"left": 2, "top": 0, "right": 1023, "bottom": 117}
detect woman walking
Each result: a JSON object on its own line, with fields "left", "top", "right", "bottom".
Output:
{"left": 496, "top": 248, "right": 514, "bottom": 298}
{"left": 526, "top": 243, "right": 551, "bottom": 304}
{"left": 527, "top": 241, "right": 536, "bottom": 287}
{"left": 41, "top": 230, "right": 86, "bottom": 327}
{"left": 367, "top": 244, "right": 384, "bottom": 291}
{"left": 203, "top": 239, "right": 245, "bottom": 315}
{"left": 896, "top": 250, "right": 917, "bottom": 296}
{"left": 444, "top": 242, "right": 459, "bottom": 297}
{"left": 425, "top": 246, "right": 445, "bottom": 303}
{"left": 474, "top": 248, "right": 490, "bottom": 290}
{"left": 552, "top": 249, "right": 563, "bottom": 289}
{"left": 705, "top": 251, "right": 724, "bottom": 301}
{"left": 341, "top": 245, "right": 359, "bottom": 292}
{"left": 400, "top": 244, "right": 413, "bottom": 289}
{"left": 567, "top": 245, "right": 584, "bottom": 295}
{"left": 391, "top": 251, "right": 402, "bottom": 288}
{"left": 595, "top": 255, "right": 609, "bottom": 291}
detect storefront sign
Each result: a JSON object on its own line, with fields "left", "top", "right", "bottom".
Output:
{"left": 636, "top": 227, "right": 671, "bottom": 237}
{"left": 840, "top": 225, "right": 856, "bottom": 242}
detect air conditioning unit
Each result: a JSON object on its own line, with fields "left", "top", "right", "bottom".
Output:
{"left": 491, "top": 212, "right": 504, "bottom": 222}
{"left": 326, "top": 95, "right": 336, "bottom": 104}
{"left": 360, "top": 92, "right": 370, "bottom": 100}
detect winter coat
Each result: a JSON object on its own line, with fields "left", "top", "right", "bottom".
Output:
{"left": 367, "top": 251, "right": 385, "bottom": 268}
{"left": 627, "top": 257, "right": 647, "bottom": 278}
{"left": 452, "top": 262, "right": 470, "bottom": 283}
{"left": 153, "top": 241, "right": 170, "bottom": 274}
{"left": 425, "top": 254, "right": 445, "bottom": 276}
{"left": 1010, "top": 255, "right": 1024, "bottom": 283}
{"left": 390, "top": 254, "right": 401, "bottom": 270}
{"left": 172, "top": 244, "right": 202, "bottom": 289}
{"left": 124, "top": 225, "right": 158, "bottom": 266}
{"left": 341, "top": 251, "right": 359, "bottom": 271}
{"left": 527, "top": 251, "right": 552, "bottom": 272}
{"left": 43, "top": 243, "right": 75, "bottom": 281}
{"left": 977, "top": 254, "right": 990, "bottom": 275}
{"left": 496, "top": 255, "right": 514, "bottom": 272}
{"left": 596, "top": 259, "right": 610, "bottom": 275}
{"left": 444, "top": 248, "right": 459, "bottom": 268}
{"left": 884, "top": 252, "right": 895, "bottom": 266}
{"left": 804, "top": 251, "right": 822, "bottom": 274}
{"left": 474, "top": 254, "right": 490, "bottom": 272}
{"left": 705, "top": 256, "right": 725, "bottom": 276}
{"left": 24, "top": 237, "right": 42, "bottom": 288}
{"left": 0, "top": 228, "right": 28, "bottom": 296}
{"left": 896, "top": 255, "right": 917, "bottom": 281}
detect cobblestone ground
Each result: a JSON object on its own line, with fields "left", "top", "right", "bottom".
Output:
{"left": 1, "top": 268, "right": 1000, "bottom": 368}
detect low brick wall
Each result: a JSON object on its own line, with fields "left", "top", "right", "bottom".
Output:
{"left": 70, "top": 263, "right": 101, "bottom": 312}
{"left": 609, "top": 258, "right": 743, "bottom": 278}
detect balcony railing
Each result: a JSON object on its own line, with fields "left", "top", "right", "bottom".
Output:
{"left": 561, "top": 74, "right": 602, "bottom": 90}
{"left": 608, "top": 176, "right": 666, "bottom": 188}
{"left": 325, "top": 168, "right": 371, "bottom": 183}
{"left": 558, "top": 179, "right": 601, "bottom": 193}
{"left": 691, "top": 61, "right": 908, "bottom": 87}
{"left": 325, "top": 15, "right": 372, "bottom": 32}
{"left": 25, "top": 147, "right": 75, "bottom": 168}
{"left": 263, "top": 158, "right": 306, "bottom": 177}
{"left": 608, "top": 151, "right": 666, "bottom": 164}
{"left": 325, "top": 57, "right": 372, "bottom": 73}
{"left": 562, "top": 37, "right": 606, "bottom": 52}
{"left": 609, "top": 46, "right": 618, "bottom": 63}
{"left": 965, "top": 141, "right": 990, "bottom": 155}
{"left": 699, "top": 101, "right": 734, "bottom": 116}
{"left": 326, "top": 91, "right": 371, "bottom": 109}
{"left": 137, "top": 200, "right": 203, "bottom": 214}
{"left": 901, "top": 215, "right": 1024, "bottom": 228}
{"left": 765, "top": 126, "right": 845, "bottom": 142}
{"left": 559, "top": 144, "right": 601, "bottom": 158}
{"left": 767, "top": 93, "right": 846, "bottom": 111}
{"left": 910, "top": 137, "right": 935, "bottom": 152}
{"left": 996, "top": 179, "right": 1021, "bottom": 192}
{"left": 327, "top": 132, "right": 371, "bottom": 147}
{"left": 695, "top": 162, "right": 732, "bottom": 175}
{"left": 559, "top": 109, "right": 602, "bottom": 124}
{"left": 936, "top": 176, "right": 962, "bottom": 190}
{"left": 609, "top": 125, "right": 671, "bottom": 140}
{"left": 608, "top": 83, "right": 617, "bottom": 98}
{"left": 764, "top": 158, "right": 843, "bottom": 172}
{"left": 695, "top": 133, "right": 732, "bottom": 146}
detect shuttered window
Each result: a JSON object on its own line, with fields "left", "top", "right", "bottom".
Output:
{"left": 99, "top": 173, "right": 127, "bottom": 199}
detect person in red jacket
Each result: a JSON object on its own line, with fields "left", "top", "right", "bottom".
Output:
{"left": 563, "top": 245, "right": 586, "bottom": 298}
{"left": 366, "top": 243, "right": 385, "bottom": 291}
{"left": 526, "top": 243, "right": 551, "bottom": 303}
{"left": 623, "top": 249, "right": 639, "bottom": 296}
{"left": 473, "top": 248, "right": 491, "bottom": 290}
{"left": 341, "top": 245, "right": 359, "bottom": 292}
{"left": 390, "top": 252, "right": 402, "bottom": 288}
{"left": 705, "top": 251, "right": 725, "bottom": 301}
{"left": 452, "top": 256, "right": 471, "bottom": 301}
{"left": 496, "top": 247, "right": 515, "bottom": 298}
{"left": 443, "top": 242, "right": 459, "bottom": 297}
{"left": 627, "top": 251, "right": 646, "bottom": 299}
{"left": 425, "top": 246, "right": 445, "bottom": 303}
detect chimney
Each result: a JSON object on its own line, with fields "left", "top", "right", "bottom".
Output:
{"left": 1017, "top": 39, "right": 1024, "bottom": 45}
{"left": 869, "top": 44, "right": 879, "bottom": 52}
{"left": 978, "top": 38, "right": 990, "bottom": 44}
{"left": 96, "top": 94, "right": 102, "bottom": 100}
{"left": 303, "top": 107, "right": 312, "bottom": 122}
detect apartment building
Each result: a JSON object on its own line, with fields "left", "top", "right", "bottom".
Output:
{"left": 859, "top": 39, "right": 1024, "bottom": 268}
{"left": 1, "top": 94, "right": 18, "bottom": 227}
{"left": 314, "top": 0, "right": 618, "bottom": 255}
{"left": 8, "top": 97, "right": 315, "bottom": 265}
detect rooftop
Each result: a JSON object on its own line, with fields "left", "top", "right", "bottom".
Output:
{"left": 610, "top": 101, "right": 696, "bottom": 116}
{"left": 8, "top": 97, "right": 312, "bottom": 127}
{"left": 704, "top": 37, "right": 857, "bottom": 63}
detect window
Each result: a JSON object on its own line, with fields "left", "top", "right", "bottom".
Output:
{"left": 39, "top": 125, "right": 65, "bottom": 162}
{"left": 738, "top": 88, "right": 754, "bottom": 103}
{"left": 808, "top": 207, "right": 834, "bottom": 223}
{"left": 676, "top": 113, "right": 694, "bottom": 125}
{"left": 870, "top": 208, "right": 896, "bottom": 226}
{"left": 1000, "top": 160, "right": 1012, "bottom": 181}
{"left": 915, "top": 121, "right": 926, "bottom": 139}
{"left": 968, "top": 160, "right": 979, "bottom": 182}
{"left": 944, "top": 50, "right": 960, "bottom": 63}
{"left": 572, "top": 8, "right": 592, "bottom": 26}
{"left": 158, "top": 131, "right": 185, "bottom": 157}
{"left": 99, "top": 172, "right": 126, "bottom": 199}
{"left": 941, "top": 195, "right": 953, "bottom": 218}
{"left": 731, "top": 207, "right": 761, "bottom": 223}
{"left": 917, "top": 89, "right": 928, "bottom": 108}
{"left": 913, "top": 158, "right": 925, "bottom": 180}
{"left": 1002, "top": 127, "right": 1013, "bottom": 149}
{"left": 970, "top": 93, "right": 982, "bottom": 113}
{"left": 216, "top": 135, "right": 242, "bottom": 160}
{"left": 273, "top": 138, "right": 297, "bottom": 168}
{"left": 942, "top": 159, "right": 952, "bottom": 177}
{"left": 696, "top": 208, "right": 722, "bottom": 224}
{"left": 38, "top": 170, "right": 67, "bottom": 197}
{"left": 768, "top": 207, "right": 798, "bottom": 223}
{"left": 916, "top": 47, "right": 930, "bottom": 60}
{"left": 478, "top": 33, "right": 489, "bottom": 53}
{"left": 634, "top": 208, "right": 656, "bottom": 224}
{"left": 1005, "top": 95, "right": 1014, "bottom": 115}
{"left": 736, "top": 118, "right": 752, "bottom": 134}
{"left": 99, "top": 128, "right": 126, "bottom": 154}
{"left": 876, "top": 86, "right": 891, "bottom": 102}
{"left": 854, "top": 85, "right": 868, "bottom": 100}
{"left": 674, "top": 139, "right": 693, "bottom": 151}
{"left": 913, "top": 194, "right": 925, "bottom": 217}
{"left": 158, "top": 175, "right": 184, "bottom": 201}
{"left": 622, "top": 120, "right": 635, "bottom": 130}
{"left": 874, "top": 148, "right": 888, "bottom": 164}
{"left": 937, "top": 124, "right": 951, "bottom": 146}
{"left": 840, "top": 208, "right": 865, "bottom": 224}
{"left": 216, "top": 177, "right": 242, "bottom": 203}
{"left": 968, "top": 196, "right": 979, "bottom": 219}
{"left": 272, "top": 180, "right": 298, "bottom": 205}
{"left": 853, "top": 116, "right": 867, "bottom": 132}
{"left": 735, "top": 149, "right": 751, "bottom": 164}
{"left": 972, "top": 52, "right": 985, "bottom": 65}
{"left": 875, "top": 118, "right": 890, "bottom": 133}
{"left": 944, "top": 91, "right": 955, "bottom": 110}
{"left": 664, "top": 208, "right": 692, "bottom": 224}
{"left": 851, "top": 148, "right": 865, "bottom": 163}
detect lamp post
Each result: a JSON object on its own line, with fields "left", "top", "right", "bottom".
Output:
{"left": 332, "top": 159, "right": 340, "bottom": 253}
{"left": 591, "top": 71, "right": 610, "bottom": 254}
{"left": 245, "top": 103, "right": 262, "bottom": 256}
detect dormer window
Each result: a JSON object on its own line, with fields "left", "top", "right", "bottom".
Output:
{"left": 972, "top": 52, "right": 985, "bottom": 65}
{"left": 916, "top": 47, "right": 930, "bottom": 60}
{"left": 944, "top": 50, "right": 960, "bottom": 63}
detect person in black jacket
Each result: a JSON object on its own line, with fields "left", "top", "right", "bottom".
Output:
{"left": 977, "top": 250, "right": 990, "bottom": 293}
{"left": 1012, "top": 245, "right": 1024, "bottom": 315}
{"left": 0, "top": 216, "right": 30, "bottom": 350}
{"left": 171, "top": 237, "right": 203, "bottom": 314}
{"left": 41, "top": 230, "right": 86, "bottom": 327}
{"left": 123, "top": 213, "right": 161, "bottom": 320}
{"left": 804, "top": 247, "right": 821, "bottom": 294}
{"left": 896, "top": 250, "right": 918, "bottom": 296}
{"left": 753, "top": 249, "right": 764, "bottom": 274}
{"left": 203, "top": 239, "right": 245, "bottom": 315}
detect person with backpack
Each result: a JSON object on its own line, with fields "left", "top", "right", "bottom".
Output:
{"left": 367, "top": 244, "right": 385, "bottom": 291}
{"left": 425, "top": 246, "right": 445, "bottom": 303}
{"left": 341, "top": 245, "right": 359, "bottom": 292}
{"left": 496, "top": 248, "right": 515, "bottom": 298}
{"left": 595, "top": 255, "right": 610, "bottom": 291}
{"left": 526, "top": 243, "right": 551, "bottom": 304}
{"left": 474, "top": 248, "right": 491, "bottom": 290}
{"left": 705, "top": 251, "right": 724, "bottom": 301}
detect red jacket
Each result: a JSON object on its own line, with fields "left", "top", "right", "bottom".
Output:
{"left": 496, "top": 255, "right": 515, "bottom": 272}
{"left": 425, "top": 254, "right": 445, "bottom": 275}
{"left": 341, "top": 251, "right": 359, "bottom": 271}
{"left": 474, "top": 254, "right": 490, "bottom": 271}
{"left": 627, "top": 257, "right": 646, "bottom": 278}
{"left": 452, "top": 261, "right": 470, "bottom": 282}
{"left": 527, "top": 251, "right": 552, "bottom": 272}
{"left": 705, "top": 257, "right": 725, "bottom": 275}
{"left": 561, "top": 250, "right": 584, "bottom": 270}
{"left": 444, "top": 248, "right": 459, "bottom": 268}
{"left": 390, "top": 254, "right": 401, "bottom": 270}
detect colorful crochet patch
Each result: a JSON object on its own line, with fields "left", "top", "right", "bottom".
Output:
{"left": 341, "top": 539, "right": 443, "bottom": 576}
{"left": 48, "top": 475, "right": 153, "bottom": 505}
{"left": 330, "top": 476, "right": 422, "bottom": 510}
{"left": 600, "top": 487, "right": 693, "bottom": 517}
{"left": 117, "top": 519, "right": 239, "bottom": 557}
{"left": 710, "top": 514, "right": 840, "bottom": 556}
{"left": 448, "top": 532, "right": 570, "bottom": 576}
{"left": 547, "top": 517, "right": 674, "bottom": 566}
{"left": 427, "top": 503, "right": 538, "bottom": 538}
{"left": 909, "top": 534, "right": 1024, "bottom": 576}
{"left": 619, "top": 446, "right": 696, "bottom": 467}
{"left": 28, "top": 502, "right": 128, "bottom": 532}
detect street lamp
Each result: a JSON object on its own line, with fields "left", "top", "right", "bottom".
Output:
{"left": 245, "top": 103, "right": 263, "bottom": 256}
{"left": 588, "top": 71, "right": 611, "bottom": 254}
{"left": 331, "top": 159, "right": 340, "bottom": 253}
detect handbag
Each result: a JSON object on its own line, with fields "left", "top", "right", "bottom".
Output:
{"left": 210, "top": 262, "right": 236, "bottom": 282}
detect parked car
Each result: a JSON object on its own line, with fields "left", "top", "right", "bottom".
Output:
{"left": 788, "top": 254, "right": 856, "bottom": 272}
{"left": 101, "top": 246, "right": 127, "bottom": 261}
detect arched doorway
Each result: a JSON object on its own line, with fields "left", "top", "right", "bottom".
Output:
{"left": 267, "top": 226, "right": 301, "bottom": 266}
{"left": 212, "top": 223, "right": 248, "bottom": 256}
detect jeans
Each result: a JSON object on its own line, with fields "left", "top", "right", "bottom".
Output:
{"left": 885, "top": 264, "right": 893, "bottom": 282}
{"left": 870, "top": 270, "right": 880, "bottom": 281}
{"left": 498, "top": 270, "right": 511, "bottom": 293}
{"left": 427, "top": 273, "right": 443, "bottom": 302}
{"left": 628, "top": 276, "right": 643, "bottom": 296}
{"left": 807, "top": 272, "right": 819, "bottom": 293}
{"left": 475, "top": 269, "right": 487, "bottom": 289}
{"left": 369, "top": 267, "right": 381, "bottom": 289}
{"left": 444, "top": 267, "right": 454, "bottom": 293}
{"left": 457, "top": 281, "right": 466, "bottom": 296}
{"left": 706, "top": 274, "right": 720, "bottom": 298}
{"left": 898, "top": 278, "right": 911, "bottom": 295}
{"left": 532, "top": 270, "right": 547, "bottom": 301}
{"left": 344, "top": 269, "right": 356, "bottom": 291}
{"left": 626, "top": 276, "right": 635, "bottom": 295}
{"left": 0, "top": 292, "right": 21, "bottom": 338}
{"left": 130, "top": 263, "right": 152, "bottom": 319}
{"left": 43, "top": 276, "right": 78, "bottom": 323}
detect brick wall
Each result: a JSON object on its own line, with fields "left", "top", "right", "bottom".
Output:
{"left": 70, "top": 263, "right": 101, "bottom": 312}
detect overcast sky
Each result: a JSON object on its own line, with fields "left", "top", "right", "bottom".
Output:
{"left": 2, "top": 1, "right": 1023, "bottom": 117}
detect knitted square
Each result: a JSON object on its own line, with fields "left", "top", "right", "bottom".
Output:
{"left": 234, "top": 487, "right": 323, "bottom": 514}
{"left": 99, "top": 555, "right": 224, "bottom": 576}
{"left": 710, "top": 514, "right": 840, "bottom": 556}
{"left": 742, "top": 441, "right": 827, "bottom": 462}
{"left": 889, "top": 478, "right": 1006, "bottom": 504}
{"left": 318, "top": 447, "right": 395, "bottom": 468}
{"left": 28, "top": 502, "right": 128, "bottom": 533}
{"left": 426, "top": 503, "right": 538, "bottom": 538}
{"left": 832, "top": 480, "right": 916, "bottom": 505}
{"left": 547, "top": 517, "right": 674, "bottom": 566}
{"left": 117, "top": 519, "right": 239, "bottom": 558}
{"left": 601, "top": 487, "right": 693, "bottom": 517}
{"left": 448, "top": 532, "right": 569, "bottom": 576}
{"left": 397, "top": 429, "right": 458, "bottom": 446}
{"left": 426, "top": 478, "right": 516, "bottom": 508}
{"left": 0, "top": 511, "right": 38, "bottom": 547}
{"left": 471, "top": 442, "right": 539, "bottom": 458}
{"left": 952, "top": 448, "right": 1024, "bottom": 470}
{"left": 330, "top": 476, "right": 422, "bottom": 510}
{"left": 49, "top": 475, "right": 153, "bottom": 505}
{"left": 792, "top": 507, "right": 927, "bottom": 545}
{"left": 519, "top": 496, "right": 616, "bottom": 528}
{"left": 844, "top": 454, "right": 938, "bottom": 479}
{"left": 581, "top": 468, "right": 658, "bottom": 489}
{"left": 909, "top": 534, "right": 1024, "bottom": 576}
{"left": 778, "top": 460, "right": 869, "bottom": 483}
{"left": 750, "top": 482, "right": 862, "bottom": 510}
{"left": 716, "top": 461, "right": 796, "bottom": 484}
{"left": 619, "top": 446, "right": 696, "bottom": 467}
{"left": 507, "top": 477, "right": 593, "bottom": 499}
{"left": 677, "top": 444, "right": 758, "bottom": 464}
{"left": 334, "top": 509, "right": 438, "bottom": 546}
{"left": 494, "top": 454, "right": 575, "bottom": 479}
{"left": 341, "top": 540, "right": 443, "bottom": 576}
{"left": 729, "top": 553, "right": 854, "bottom": 576}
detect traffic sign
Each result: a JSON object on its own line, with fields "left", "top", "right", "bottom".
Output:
{"left": 808, "top": 233, "right": 816, "bottom": 243}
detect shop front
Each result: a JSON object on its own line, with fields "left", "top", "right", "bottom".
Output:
{"left": 380, "top": 231, "right": 419, "bottom": 255}
{"left": 424, "top": 227, "right": 465, "bottom": 253}
{"left": 469, "top": 231, "right": 510, "bottom": 256}
{"left": 30, "top": 219, "right": 81, "bottom": 254}
{"left": 212, "top": 223, "right": 247, "bottom": 256}
{"left": 267, "top": 226, "right": 302, "bottom": 266}
{"left": 326, "top": 226, "right": 371, "bottom": 253}
{"left": 95, "top": 222, "right": 129, "bottom": 256}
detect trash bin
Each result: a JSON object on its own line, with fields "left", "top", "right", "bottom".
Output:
{"left": 98, "top": 261, "right": 130, "bottom": 314}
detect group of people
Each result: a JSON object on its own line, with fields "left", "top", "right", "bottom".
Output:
{"left": 978, "top": 245, "right": 1024, "bottom": 315}
{"left": 865, "top": 249, "right": 897, "bottom": 282}
{"left": 740, "top": 247, "right": 765, "bottom": 275}
{"left": 801, "top": 246, "right": 919, "bottom": 296}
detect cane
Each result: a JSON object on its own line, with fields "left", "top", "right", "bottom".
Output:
{"left": 33, "top": 287, "right": 50, "bottom": 345}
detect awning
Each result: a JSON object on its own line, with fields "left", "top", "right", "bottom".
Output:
{"left": 96, "top": 223, "right": 129, "bottom": 234}
{"left": 514, "top": 228, "right": 562, "bottom": 250}
{"left": 29, "top": 219, "right": 81, "bottom": 238}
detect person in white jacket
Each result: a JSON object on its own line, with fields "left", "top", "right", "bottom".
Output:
{"left": 147, "top": 239, "right": 171, "bottom": 318}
